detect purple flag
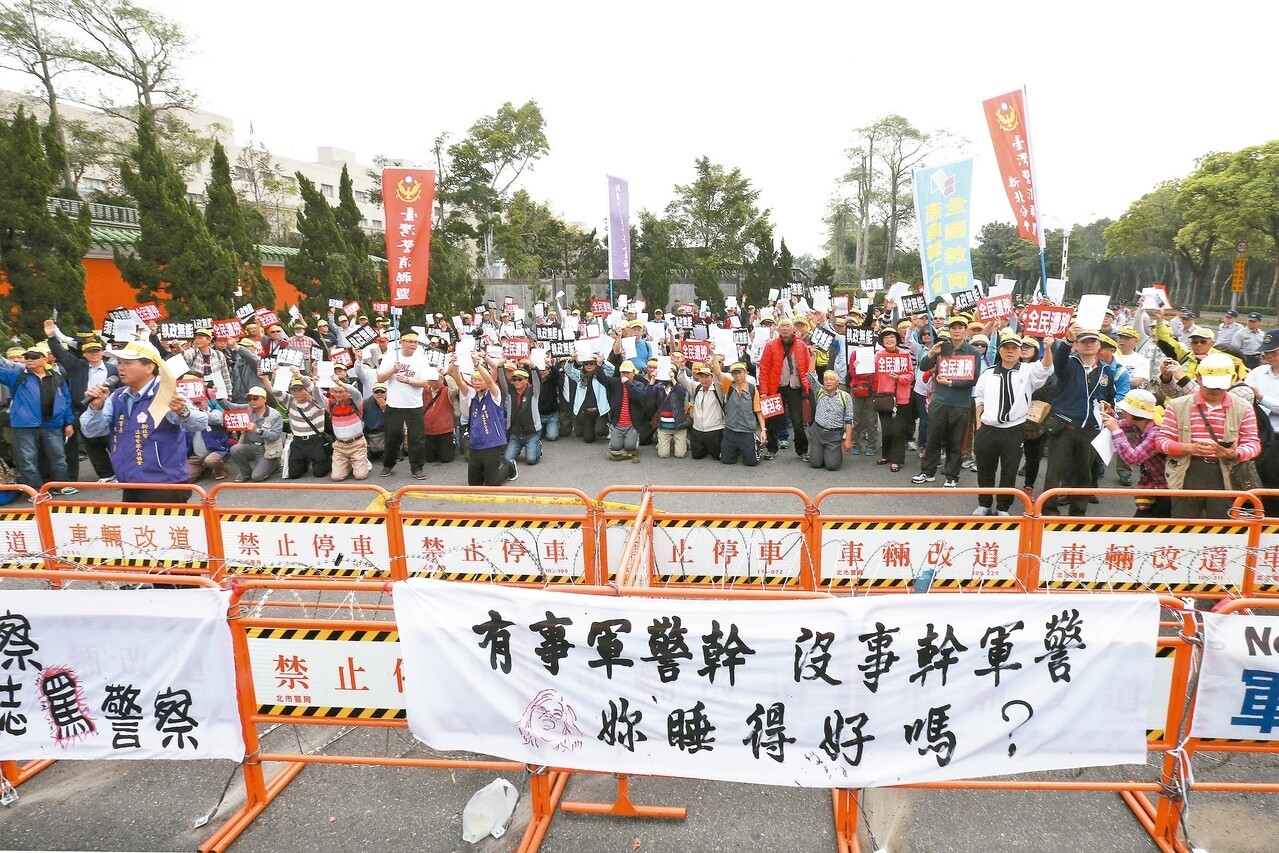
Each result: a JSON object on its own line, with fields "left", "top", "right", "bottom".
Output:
{"left": 606, "top": 175, "right": 631, "bottom": 281}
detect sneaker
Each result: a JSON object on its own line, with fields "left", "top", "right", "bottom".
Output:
{"left": 1117, "top": 475, "right": 1132, "bottom": 486}
{"left": 97, "top": 476, "right": 117, "bottom": 483}
{"left": 234, "top": 475, "right": 248, "bottom": 483}
{"left": 961, "top": 457, "right": 977, "bottom": 470}
{"left": 943, "top": 479, "right": 958, "bottom": 488}
{"left": 779, "top": 439, "right": 789, "bottom": 449}
{"left": 507, "top": 460, "right": 518, "bottom": 481}
{"left": 995, "top": 510, "right": 1010, "bottom": 516}
{"left": 972, "top": 506, "right": 992, "bottom": 516}
{"left": 907, "top": 440, "right": 918, "bottom": 451}
{"left": 1089, "top": 495, "right": 1099, "bottom": 504}
{"left": 761, "top": 451, "right": 775, "bottom": 461}
{"left": 1023, "top": 486, "right": 1036, "bottom": 500}
{"left": 412, "top": 469, "right": 426, "bottom": 481}
{"left": 911, "top": 473, "right": 935, "bottom": 484}
{"left": 802, "top": 453, "right": 810, "bottom": 463}
{"left": 379, "top": 468, "right": 394, "bottom": 477}
{"left": 57, "top": 487, "right": 79, "bottom": 496}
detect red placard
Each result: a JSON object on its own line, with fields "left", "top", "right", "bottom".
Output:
{"left": 222, "top": 411, "right": 251, "bottom": 431}
{"left": 343, "top": 301, "right": 360, "bottom": 318}
{"left": 212, "top": 318, "right": 244, "bottom": 340}
{"left": 975, "top": 294, "right": 1014, "bottom": 322}
{"left": 1020, "top": 304, "right": 1073, "bottom": 338}
{"left": 590, "top": 298, "right": 612, "bottom": 316}
{"left": 936, "top": 355, "right": 977, "bottom": 382}
{"left": 176, "top": 379, "right": 207, "bottom": 401}
{"left": 254, "top": 308, "right": 281, "bottom": 329}
{"left": 502, "top": 337, "right": 532, "bottom": 360}
{"left": 680, "top": 340, "right": 710, "bottom": 363}
{"left": 383, "top": 168, "right": 436, "bottom": 306}
{"left": 135, "top": 302, "right": 163, "bottom": 322}
{"left": 331, "top": 349, "right": 354, "bottom": 368}
{"left": 371, "top": 301, "right": 389, "bottom": 315}
{"left": 759, "top": 394, "right": 785, "bottom": 419}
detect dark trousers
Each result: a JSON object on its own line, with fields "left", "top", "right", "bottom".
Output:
{"left": 1043, "top": 425, "right": 1100, "bottom": 515}
{"left": 920, "top": 403, "right": 968, "bottom": 479}
{"left": 690, "top": 428, "right": 723, "bottom": 460}
{"left": 423, "top": 432, "right": 456, "bottom": 464}
{"left": 122, "top": 487, "right": 191, "bottom": 504}
{"left": 286, "top": 434, "right": 332, "bottom": 479}
{"left": 720, "top": 429, "right": 759, "bottom": 466}
{"left": 1171, "top": 457, "right": 1233, "bottom": 519}
{"left": 467, "top": 445, "right": 510, "bottom": 486}
{"left": 766, "top": 386, "right": 808, "bottom": 455}
{"left": 974, "top": 423, "right": 1023, "bottom": 511}
{"left": 84, "top": 432, "right": 114, "bottom": 480}
{"left": 382, "top": 406, "right": 425, "bottom": 471}
{"left": 1022, "top": 433, "right": 1047, "bottom": 489}
{"left": 576, "top": 409, "right": 606, "bottom": 443}
{"left": 878, "top": 406, "right": 914, "bottom": 466}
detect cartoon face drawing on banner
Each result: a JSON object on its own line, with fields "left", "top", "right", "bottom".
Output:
{"left": 518, "top": 688, "right": 584, "bottom": 753}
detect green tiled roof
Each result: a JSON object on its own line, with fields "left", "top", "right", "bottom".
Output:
{"left": 90, "top": 227, "right": 313, "bottom": 264}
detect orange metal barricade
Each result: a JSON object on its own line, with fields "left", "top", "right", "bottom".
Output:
{"left": 389, "top": 486, "right": 603, "bottom": 585}
{"left": 596, "top": 485, "right": 817, "bottom": 588}
{"left": 812, "top": 487, "right": 1035, "bottom": 592}
{"left": 206, "top": 482, "right": 393, "bottom": 581}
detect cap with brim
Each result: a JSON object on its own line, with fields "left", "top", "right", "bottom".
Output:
{"left": 759, "top": 317, "right": 775, "bottom": 325}
{"left": 967, "top": 319, "right": 985, "bottom": 329}
{"left": 512, "top": 368, "right": 530, "bottom": 379}
{"left": 1260, "top": 329, "right": 1279, "bottom": 353}
{"left": 267, "top": 324, "right": 283, "bottom": 333}
{"left": 619, "top": 361, "right": 637, "bottom": 374}
{"left": 81, "top": 340, "right": 104, "bottom": 351}
{"left": 1117, "top": 389, "right": 1161, "bottom": 422}
{"left": 289, "top": 379, "right": 306, "bottom": 389}
{"left": 1075, "top": 330, "right": 1101, "bottom": 342}
{"left": 21, "top": 349, "right": 43, "bottom": 359}
{"left": 244, "top": 321, "right": 260, "bottom": 329}
{"left": 106, "top": 341, "right": 164, "bottom": 365}
{"left": 1186, "top": 326, "right": 1214, "bottom": 340}
{"left": 948, "top": 314, "right": 970, "bottom": 327}
{"left": 937, "top": 330, "right": 951, "bottom": 340}
{"left": 647, "top": 358, "right": 659, "bottom": 365}
{"left": 626, "top": 320, "right": 643, "bottom": 328}
{"left": 1248, "top": 312, "right": 1263, "bottom": 321}
{"left": 194, "top": 328, "right": 213, "bottom": 338}
{"left": 317, "top": 320, "right": 329, "bottom": 327}
{"left": 292, "top": 321, "right": 306, "bottom": 329}
{"left": 5, "top": 347, "right": 25, "bottom": 359}
{"left": 729, "top": 362, "right": 747, "bottom": 372}
{"left": 1098, "top": 334, "right": 1118, "bottom": 349}
{"left": 1225, "top": 310, "right": 1238, "bottom": 318}
{"left": 692, "top": 362, "right": 712, "bottom": 374}
{"left": 1197, "top": 353, "right": 1235, "bottom": 389}
{"left": 238, "top": 337, "right": 255, "bottom": 347}
{"left": 1116, "top": 326, "right": 1139, "bottom": 339}
{"left": 970, "top": 334, "right": 990, "bottom": 346}
{"left": 1021, "top": 336, "right": 1040, "bottom": 348}
{"left": 878, "top": 327, "right": 901, "bottom": 342}
{"left": 246, "top": 386, "right": 267, "bottom": 397}
{"left": 996, "top": 332, "right": 1022, "bottom": 348}
{"left": 372, "top": 383, "right": 388, "bottom": 391}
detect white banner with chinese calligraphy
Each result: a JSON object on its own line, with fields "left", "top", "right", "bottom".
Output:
{"left": 0, "top": 590, "right": 243, "bottom": 760}
{"left": 395, "top": 580, "right": 1157, "bottom": 787}
{"left": 1191, "top": 613, "right": 1279, "bottom": 741}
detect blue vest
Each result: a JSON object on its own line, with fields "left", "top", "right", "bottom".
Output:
{"left": 468, "top": 391, "right": 507, "bottom": 451}
{"left": 107, "top": 385, "right": 189, "bottom": 484}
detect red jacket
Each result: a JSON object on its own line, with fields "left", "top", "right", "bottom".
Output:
{"left": 758, "top": 335, "right": 812, "bottom": 396}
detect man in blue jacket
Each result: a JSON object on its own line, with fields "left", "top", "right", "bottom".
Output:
{"left": 46, "top": 319, "right": 118, "bottom": 482}
{"left": 0, "top": 346, "right": 77, "bottom": 498}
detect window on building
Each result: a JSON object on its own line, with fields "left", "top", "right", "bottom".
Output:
{"left": 321, "top": 183, "right": 334, "bottom": 197}
{"left": 234, "top": 166, "right": 252, "bottom": 181}
{"left": 77, "top": 177, "right": 109, "bottom": 196}
{"left": 355, "top": 190, "right": 369, "bottom": 203}
{"left": 372, "top": 219, "right": 383, "bottom": 229}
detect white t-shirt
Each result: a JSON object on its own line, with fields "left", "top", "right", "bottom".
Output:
{"left": 1113, "top": 350, "right": 1150, "bottom": 385}
{"left": 385, "top": 349, "right": 431, "bottom": 408}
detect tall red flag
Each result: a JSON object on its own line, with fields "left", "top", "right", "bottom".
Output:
{"left": 982, "top": 88, "right": 1043, "bottom": 248}
{"left": 383, "top": 169, "right": 436, "bottom": 307}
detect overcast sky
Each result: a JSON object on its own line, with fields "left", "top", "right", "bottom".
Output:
{"left": 6, "top": 1, "right": 1274, "bottom": 260}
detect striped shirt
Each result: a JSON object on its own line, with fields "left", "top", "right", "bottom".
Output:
{"left": 811, "top": 388, "right": 854, "bottom": 429}
{"left": 1155, "top": 392, "right": 1261, "bottom": 461}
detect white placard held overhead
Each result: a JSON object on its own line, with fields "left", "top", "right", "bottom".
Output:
{"left": 272, "top": 367, "right": 293, "bottom": 394}
{"left": 712, "top": 328, "right": 737, "bottom": 361}
{"left": 574, "top": 338, "right": 596, "bottom": 363}
{"left": 620, "top": 337, "right": 637, "bottom": 361}
{"left": 164, "top": 354, "right": 189, "bottom": 379}
{"left": 529, "top": 348, "right": 547, "bottom": 371}
{"left": 1075, "top": 294, "right": 1109, "bottom": 331}
{"left": 1044, "top": 277, "right": 1066, "bottom": 304}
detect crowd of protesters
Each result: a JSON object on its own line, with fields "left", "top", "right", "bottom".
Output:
{"left": 3, "top": 293, "right": 1277, "bottom": 519}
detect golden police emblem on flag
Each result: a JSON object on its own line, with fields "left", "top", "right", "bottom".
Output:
{"left": 395, "top": 174, "right": 423, "bottom": 204}
{"left": 995, "top": 100, "right": 1019, "bottom": 133}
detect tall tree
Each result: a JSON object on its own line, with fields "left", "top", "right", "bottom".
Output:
{"left": 335, "top": 164, "right": 383, "bottom": 307}
{"left": 234, "top": 141, "right": 296, "bottom": 244}
{"left": 1225, "top": 141, "right": 1279, "bottom": 306}
{"left": 0, "top": 0, "right": 78, "bottom": 190}
{"left": 776, "top": 238, "right": 795, "bottom": 288}
{"left": 117, "top": 110, "right": 237, "bottom": 318}
{"left": 0, "top": 108, "right": 91, "bottom": 336}
{"left": 631, "top": 211, "right": 679, "bottom": 311}
{"left": 205, "top": 140, "right": 274, "bottom": 308}
{"left": 740, "top": 221, "right": 776, "bottom": 310}
{"left": 285, "top": 173, "right": 356, "bottom": 316}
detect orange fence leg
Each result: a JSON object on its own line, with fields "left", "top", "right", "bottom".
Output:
{"left": 518, "top": 767, "right": 569, "bottom": 853}
{"left": 831, "top": 787, "right": 861, "bottom": 853}
{"left": 559, "top": 773, "right": 686, "bottom": 820}
{"left": 1, "top": 758, "right": 53, "bottom": 790}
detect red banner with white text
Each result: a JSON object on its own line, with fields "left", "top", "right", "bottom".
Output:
{"left": 982, "top": 88, "right": 1043, "bottom": 248}
{"left": 383, "top": 169, "right": 436, "bottom": 307}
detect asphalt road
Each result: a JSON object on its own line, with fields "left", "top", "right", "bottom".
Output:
{"left": 1, "top": 438, "right": 1274, "bottom": 853}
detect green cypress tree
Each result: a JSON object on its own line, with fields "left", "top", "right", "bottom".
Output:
{"left": 335, "top": 165, "right": 383, "bottom": 308}
{"left": 205, "top": 140, "right": 275, "bottom": 309}
{"left": 0, "top": 108, "right": 91, "bottom": 338}
{"left": 117, "top": 111, "right": 238, "bottom": 318}
{"left": 286, "top": 173, "right": 356, "bottom": 316}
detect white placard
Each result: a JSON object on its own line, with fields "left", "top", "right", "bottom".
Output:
{"left": 620, "top": 337, "right": 637, "bottom": 360}
{"left": 454, "top": 335, "right": 475, "bottom": 365}
{"left": 164, "top": 354, "right": 189, "bottom": 379}
{"left": 812, "top": 292, "right": 831, "bottom": 312}
{"left": 315, "top": 361, "right": 336, "bottom": 388}
{"left": 712, "top": 328, "right": 737, "bottom": 360}
{"left": 989, "top": 279, "right": 1017, "bottom": 298}
{"left": 1044, "top": 277, "right": 1066, "bottom": 304}
{"left": 529, "top": 348, "right": 547, "bottom": 371}
{"left": 646, "top": 322, "right": 666, "bottom": 342}
{"left": 854, "top": 346, "right": 875, "bottom": 375}
{"left": 885, "top": 281, "right": 911, "bottom": 302}
{"left": 396, "top": 581, "right": 1158, "bottom": 788}
{"left": 1075, "top": 294, "right": 1109, "bottom": 331}
{"left": 0, "top": 589, "right": 243, "bottom": 760}
{"left": 632, "top": 300, "right": 645, "bottom": 313}
{"left": 1090, "top": 427, "right": 1115, "bottom": 467}
{"left": 575, "top": 339, "right": 597, "bottom": 363}
{"left": 272, "top": 366, "right": 292, "bottom": 395}
{"left": 207, "top": 372, "right": 228, "bottom": 400}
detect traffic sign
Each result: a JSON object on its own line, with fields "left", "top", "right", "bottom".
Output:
{"left": 1236, "top": 239, "right": 1248, "bottom": 255}
{"left": 1232, "top": 257, "right": 1246, "bottom": 294}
